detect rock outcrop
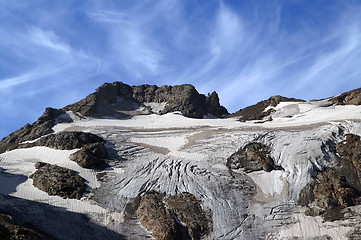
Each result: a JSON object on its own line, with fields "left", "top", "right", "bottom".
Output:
{"left": 69, "top": 143, "right": 107, "bottom": 168}
{"left": 0, "top": 212, "right": 51, "bottom": 240}
{"left": 17, "top": 131, "right": 108, "bottom": 168}
{"left": 330, "top": 87, "right": 361, "bottom": 105}
{"left": 0, "top": 108, "right": 70, "bottom": 153}
{"left": 136, "top": 191, "right": 211, "bottom": 240}
{"left": 30, "top": 162, "right": 87, "bottom": 199}
{"left": 299, "top": 134, "right": 361, "bottom": 221}
{"left": 227, "top": 142, "right": 283, "bottom": 173}
{"left": 299, "top": 168, "right": 360, "bottom": 221}
{"left": 165, "top": 193, "right": 211, "bottom": 240}
{"left": 336, "top": 134, "right": 361, "bottom": 171}
{"left": 230, "top": 95, "right": 305, "bottom": 121}
{"left": 18, "top": 131, "right": 105, "bottom": 150}
{"left": 64, "top": 82, "right": 228, "bottom": 119}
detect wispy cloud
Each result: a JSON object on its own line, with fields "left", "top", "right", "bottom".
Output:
{"left": 89, "top": 8, "right": 164, "bottom": 78}
{"left": 27, "top": 26, "right": 72, "bottom": 56}
{"left": 0, "top": 26, "right": 103, "bottom": 91}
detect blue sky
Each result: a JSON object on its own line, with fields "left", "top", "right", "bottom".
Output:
{"left": 1, "top": 0, "right": 361, "bottom": 139}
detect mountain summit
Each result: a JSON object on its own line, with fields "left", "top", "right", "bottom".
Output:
{"left": 1, "top": 83, "right": 361, "bottom": 239}
{"left": 64, "top": 82, "right": 228, "bottom": 119}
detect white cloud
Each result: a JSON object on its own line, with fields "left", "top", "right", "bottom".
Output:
{"left": 89, "top": 9, "right": 164, "bottom": 77}
{"left": 27, "top": 26, "right": 72, "bottom": 56}
{"left": 0, "top": 26, "right": 103, "bottom": 92}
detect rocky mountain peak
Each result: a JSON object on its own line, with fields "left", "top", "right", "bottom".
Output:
{"left": 64, "top": 81, "right": 228, "bottom": 119}
{"left": 330, "top": 87, "right": 361, "bottom": 105}
{"left": 230, "top": 95, "right": 305, "bottom": 121}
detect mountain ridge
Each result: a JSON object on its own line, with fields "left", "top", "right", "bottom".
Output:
{"left": 1, "top": 83, "right": 361, "bottom": 239}
{"left": 2, "top": 82, "right": 360, "bottom": 151}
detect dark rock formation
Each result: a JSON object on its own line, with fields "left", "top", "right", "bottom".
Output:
{"left": 64, "top": 82, "right": 228, "bottom": 119}
{"left": 299, "top": 134, "right": 361, "bottom": 221}
{"left": 21, "top": 131, "right": 105, "bottom": 150}
{"left": 0, "top": 108, "right": 70, "bottom": 153}
{"left": 299, "top": 168, "right": 360, "bottom": 221}
{"left": 17, "top": 131, "right": 107, "bottom": 168}
{"left": 0, "top": 212, "right": 51, "bottom": 240}
{"left": 230, "top": 95, "right": 305, "bottom": 121}
{"left": 69, "top": 143, "right": 107, "bottom": 168}
{"left": 30, "top": 162, "right": 87, "bottom": 199}
{"left": 336, "top": 134, "right": 361, "bottom": 171}
{"left": 330, "top": 87, "right": 361, "bottom": 105}
{"left": 136, "top": 191, "right": 211, "bottom": 240}
{"left": 136, "top": 192, "right": 185, "bottom": 240}
{"left": 227, "top": 142, "right": 284, "bottom": 173}
{"left": 165, "top": 193, "right": 211, "bottom": 240}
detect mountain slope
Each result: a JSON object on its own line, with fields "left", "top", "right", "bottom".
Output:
{"left": 1, "top": 83, "right": 361, "bottom": 239}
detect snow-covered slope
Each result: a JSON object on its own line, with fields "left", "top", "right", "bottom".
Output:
{"left": 1, "top": 86, "right": 361, "bottom": 239}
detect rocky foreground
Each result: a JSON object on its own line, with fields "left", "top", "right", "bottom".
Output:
{"left": 1, "top": 82, "right": 361, "bottom": 239}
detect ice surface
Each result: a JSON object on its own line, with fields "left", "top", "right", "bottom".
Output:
{"left": 143, "top": 102, "right": 167, "bottom": 114}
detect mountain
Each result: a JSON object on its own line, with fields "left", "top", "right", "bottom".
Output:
{"left": 1, "top": 82, "right": 361, "bottom": 239}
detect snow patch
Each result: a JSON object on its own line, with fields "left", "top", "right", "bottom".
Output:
{"left": 248, "top": 170, "right": 286, "bottom": 196}
{"left": 143, "top": 102, "right": 167, "bottom": 114}
{"left": 129, "top": 135, "right": 187, "bottom": 153}
{"left": 273, "top": 212, "right": 353, "bottom": 239}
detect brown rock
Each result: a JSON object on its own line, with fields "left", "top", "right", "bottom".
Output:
{"left": 136, "top": 192, "right": 211, "bottom": 240}
{"left": 30, "top": 162, "right": 87, "bottom": 199}
{"left": 336, "top": 134, "right": 361, "bottom": 171}
{"left": 64, "top": 82, "right": 228, "bottom": 119}
{"left": 230, "top": 95, "right": 305, "bottom": 121}
{"left": 330, "top": 87, "right": 361, "bottom": 105}
{"left": 0, "top": 108, "right": 69, "bottom": 153}
{"left": 165, "top": 193, "right": 211, "bottom": 240}
{"left": 136, "top": 192, "right": 186, "bottom": 240}
{"left": 22, "top": 131, "right": 105, "bottom": 150}
{"left": 300, "top": 168, "right": 359, "bottom": 221}
{"left": 69, "top": 143, "right": 107, "bottom": 168}
{"left": 227, "top": 142, "right": 283, "bottom": 173}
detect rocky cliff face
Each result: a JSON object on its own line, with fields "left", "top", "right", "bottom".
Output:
{"left": 64, "top": 82, "right": 228, "bottom": 119}
{"left": 0, "top": 108, "right": 70, "bottom": 153}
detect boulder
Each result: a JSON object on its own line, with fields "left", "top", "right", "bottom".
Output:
{"left": 227, "top": 142, "right": 283, "bottom": 173}
{"left": 30, "top": 162, "right": 87, "bottom": 199}
{"left": 165, "top": 193, "right": 211, "bottom": 240}
{"left": 136, "top": 192, "right": 186, "bottom": 240}
{"left": 69, "top": 143, "right": 107, "bottom": 168}
{"left": 136, "top": 191, "right": 211, "bottom": 240}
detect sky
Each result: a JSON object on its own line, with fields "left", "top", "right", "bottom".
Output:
{"left": 1, "top": 0, "right": 361, "bottom": 139}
